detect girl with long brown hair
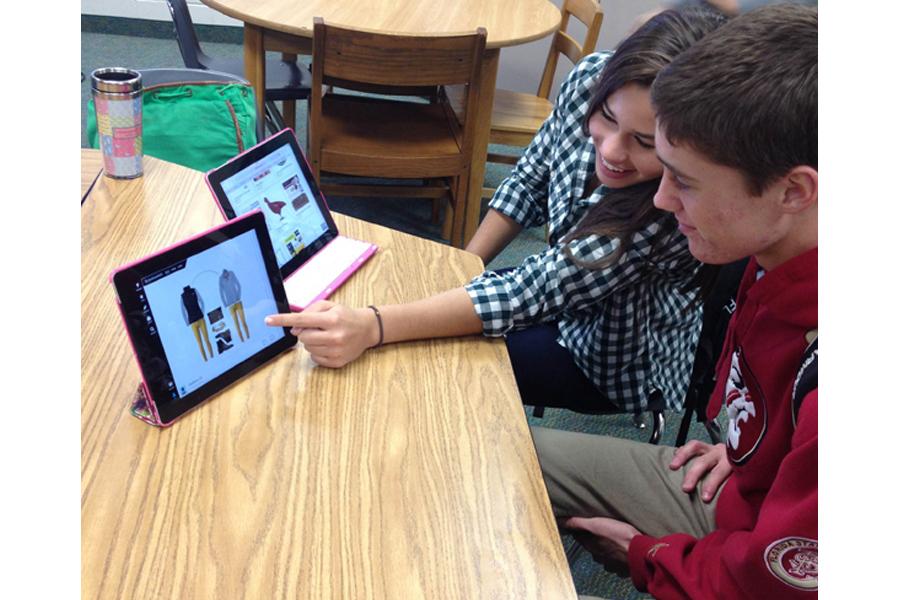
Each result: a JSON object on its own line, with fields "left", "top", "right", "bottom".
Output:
{"left": 266, "top": 7, "right": 728, "bottom": 415}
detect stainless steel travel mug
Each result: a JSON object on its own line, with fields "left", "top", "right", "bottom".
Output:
{"left": 91, "top": 68, "right": 143, "bottom": 179}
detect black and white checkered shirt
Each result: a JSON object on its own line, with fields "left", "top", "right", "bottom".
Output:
{"left": 464, "top": 53, "right": 702, "bottom": 412}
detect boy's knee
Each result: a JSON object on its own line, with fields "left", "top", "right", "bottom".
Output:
{"left": 531, "top": 426, "right": 664, "bottom": 481}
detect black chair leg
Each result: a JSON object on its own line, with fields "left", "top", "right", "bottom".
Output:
{"left": 648, "top": 410, "right": 665, "bottom": 445}
{"left": 675, "top": 404, "right": 695, "bottom": 448}
{"left": 532, "top": 406, "right": 545, "bottom": 419}
{"left": 705, "top": 420, "right": 722, "bottom": 444}
{"left": 264, "top": 100, "right": 286, "bottom": 136}
{"left": 675, "top": 402, "right": 723, "bottom": 447}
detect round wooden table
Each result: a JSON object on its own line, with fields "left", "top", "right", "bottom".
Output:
{"left": 200, "top": 0, "right": 561, "bottom": 246}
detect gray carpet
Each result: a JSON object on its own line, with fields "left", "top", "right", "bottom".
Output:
{"left": 81, "top": 21, "right": 718, "bottom": 599}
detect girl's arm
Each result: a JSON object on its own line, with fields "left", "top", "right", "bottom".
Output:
{"left": 465, "top": 209, "right": 524, "bottom": 264}
{"left": 265, "top": 287, "right": 482, "bottom": 368}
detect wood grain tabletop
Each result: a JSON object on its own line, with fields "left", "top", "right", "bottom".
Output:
{"left": 81, "top": 149, "right": 104, "bottom": 201}
{"left": 201, "top": 0, "right": 561, "bottom": 49}
{"left": 81, "top": 153, "right": 576, "bottom": 599}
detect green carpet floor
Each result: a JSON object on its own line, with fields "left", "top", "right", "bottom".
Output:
{"left": 81, "top": 19, "right": 719, "bottom": 599}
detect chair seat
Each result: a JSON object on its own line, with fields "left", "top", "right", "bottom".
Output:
{"left": 319, "top": 95, "right": 465, "bottom": 179}
{"left": 200, "top": 56, "right": 311, "bottom": 100}
{"left": 447, "top": 86, "right": 552, "bottom": 147}
{"left": 490, "top": 89, "right": 553, "bottom": 135}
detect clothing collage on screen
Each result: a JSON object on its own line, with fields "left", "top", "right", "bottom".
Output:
{"left": 140, "top": 230, "right": 284, "bottom": 399}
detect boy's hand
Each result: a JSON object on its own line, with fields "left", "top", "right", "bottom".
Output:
{"left": 562, "top": 516, "right": 640, "bottom": 576}
{"left": 669, "top": 440, "right": 731, "bottom": 503}
{"left": 265, "top": 301, "right": 381, "bottom": 368}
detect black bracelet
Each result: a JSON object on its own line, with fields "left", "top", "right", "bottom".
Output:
{"left": 368, "top": 305, "right": 384, "bottom": 348}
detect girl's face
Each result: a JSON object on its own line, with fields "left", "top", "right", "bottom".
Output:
{"left": 587, "top": 83, "right": 663, "bottom": 189}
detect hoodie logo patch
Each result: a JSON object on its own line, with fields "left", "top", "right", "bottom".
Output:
{"left": 765, "top": 537, "right": 818, "bottom": 590}
{"left": 723, "top": 348, "right": 767, "bottom": 464}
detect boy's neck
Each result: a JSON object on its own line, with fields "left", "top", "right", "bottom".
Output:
{"left": 755, "top": 214, "right": 817, "bottom": 271}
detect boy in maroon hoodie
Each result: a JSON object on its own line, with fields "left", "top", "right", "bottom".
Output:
{"left": 532, "top": 5, "right": 817, "bottom": 599}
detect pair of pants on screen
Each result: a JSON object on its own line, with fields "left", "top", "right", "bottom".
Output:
{"left": 190, "top": 318, "right": 213, "bottom": 361}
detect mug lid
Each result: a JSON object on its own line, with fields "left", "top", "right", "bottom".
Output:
{"left": 91, "top": 68, "right": 142, "bottom": 94}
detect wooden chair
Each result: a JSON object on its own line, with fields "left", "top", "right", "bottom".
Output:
{"left": 448, "top": 0, "right": 603, "bottom": 200}
{"left": 308, "top": 18, "right": 487, "bottom": 247}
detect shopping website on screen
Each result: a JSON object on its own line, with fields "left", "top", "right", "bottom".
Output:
{"left": 220, "top": 145, "right": 330, "bottom": 268}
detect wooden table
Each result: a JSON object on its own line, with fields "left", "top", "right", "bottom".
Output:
{"left": 81, "top": 150, "right": 576, "bottom": 599}
{"left": 81, "top": 149, "right": 105, "bottom": 202}
{"left": 199, "top": 0, "right": 561, "bottom": 247}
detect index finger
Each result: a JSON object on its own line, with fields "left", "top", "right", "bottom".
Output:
{"left": 265, "top": 309, "right": 337, "bottom": 330}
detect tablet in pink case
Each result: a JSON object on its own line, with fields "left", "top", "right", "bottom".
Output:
{"left": 111, "top": 211, "right": 297, "bottom": 427}
{"left": 205, "top": 128, "right": 376, "bottom": 312}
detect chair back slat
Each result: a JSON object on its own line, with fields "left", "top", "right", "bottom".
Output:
{"left": 567, "top": 0, "right": 604, "bottom": 28}
{"left": 314, "top": 19, "right": 487, "bottom": 87}
{"left": 554, "top": 31, "right": 583, "bottom": 66}
{"left": 536, "top": 0, "right": 603, "bottom": 99}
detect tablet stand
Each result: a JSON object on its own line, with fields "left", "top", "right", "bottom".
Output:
{"left": 129, "top": 383, "right": 164, "bottom": 427}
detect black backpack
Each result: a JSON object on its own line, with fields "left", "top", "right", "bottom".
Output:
{"left": 676, "top": 259, "right": 748, "bottom": 446}
{"left": 677, "top": 260, "right": 818, "bottom": 443}
{"left": 792, "top": 331, "right": 818, "bottom": 427}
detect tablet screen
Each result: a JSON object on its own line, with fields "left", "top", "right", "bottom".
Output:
{"left": 208, "top": 130, "right": 338, "bottom": 277}
{"left": 113, "top": 212, "right": 295, "bottom": 424}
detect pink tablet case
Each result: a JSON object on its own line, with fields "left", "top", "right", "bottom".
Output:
{"left": 281, "top": 238, "right": 378, "bottom": 311}
{"left": 110, "top": 210, "right": 269, "bottom": 428}
{"left": 204, "top": 128, "right": 377, "bottom": 312}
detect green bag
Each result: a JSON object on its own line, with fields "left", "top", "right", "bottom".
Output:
{"left": 87, "top": 80, "right": 258, "bottom": 173}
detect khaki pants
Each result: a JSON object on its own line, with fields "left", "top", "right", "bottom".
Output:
{"left": 532, "top": 426, "right": 720, "bottom": 577}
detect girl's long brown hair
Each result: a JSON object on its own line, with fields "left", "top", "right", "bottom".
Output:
{"left": 563, "top": 6, "right": 728, "bottom": 281}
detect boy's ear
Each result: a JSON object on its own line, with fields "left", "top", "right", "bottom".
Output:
{"left": 780, "top": 166, "right": 818, "bottom": 214}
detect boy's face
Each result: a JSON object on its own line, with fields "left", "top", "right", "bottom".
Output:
{"left": 652, "top": 125, "right": 793, "bottom": 269}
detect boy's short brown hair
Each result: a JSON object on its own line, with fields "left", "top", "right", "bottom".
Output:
{"left": 651, "top": 4, "right": 817, "bottom": 195}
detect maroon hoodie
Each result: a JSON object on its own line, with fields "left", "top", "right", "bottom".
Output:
{"left": 628, "top": 248, "right": 818, "bottom": 598}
